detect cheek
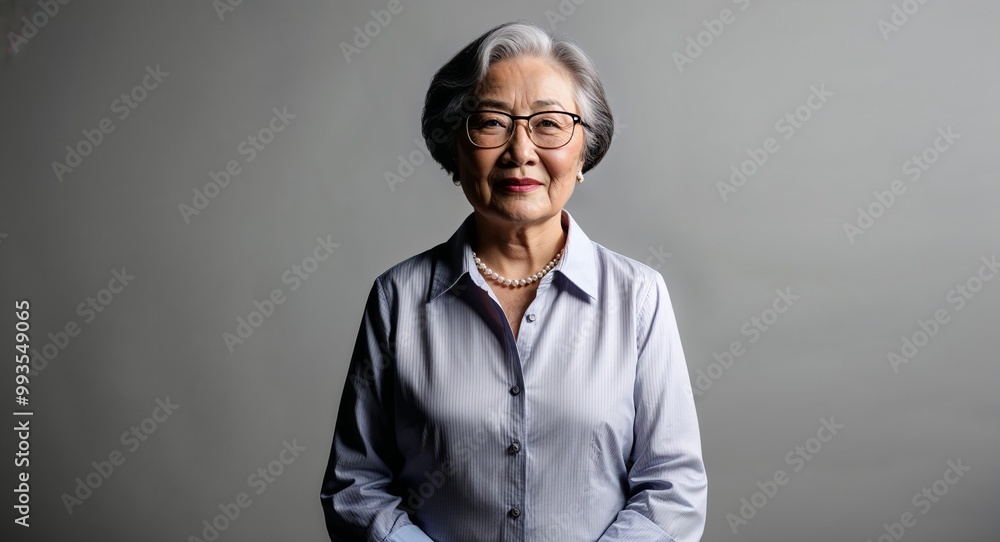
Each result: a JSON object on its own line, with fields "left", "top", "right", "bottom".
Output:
{"left": 475, "top": 151, "right": 497, "bottom": 171}
{"left": 550, "top": 151, "right": 584, "bottom": 176}
{"left": 548, "top": 141, "right": 586, "bottom": 175}
{"left": 456, "top": 146, "right": 486, "bottom": 174}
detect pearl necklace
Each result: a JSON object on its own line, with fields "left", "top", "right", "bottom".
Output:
{"left": 473, "top": 247, "right": 564, "bottom": 287}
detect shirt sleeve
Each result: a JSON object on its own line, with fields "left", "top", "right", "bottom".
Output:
{"left": 320, "top": 277, "right": 434, "bottom": 542}
{"left": 598, "top": 271, "right": 708, "bottom": 542}
{"left": 384, "top": 525, "right": 435, "bottom": 542}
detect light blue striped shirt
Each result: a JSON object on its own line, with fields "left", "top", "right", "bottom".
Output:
{"left": 321, "top": 209, "right": 707, "bottom": 541}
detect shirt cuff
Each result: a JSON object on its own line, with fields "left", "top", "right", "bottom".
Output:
{"left": 385, "top": 524, "right": 435, "bottom": 542}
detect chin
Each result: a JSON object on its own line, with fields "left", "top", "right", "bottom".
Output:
{"left": 492, "top": 202, "right": 552, "bottom": 222}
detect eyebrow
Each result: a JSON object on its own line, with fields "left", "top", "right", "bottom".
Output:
{"left": 476, "top": 98, "right": 566, "bottom": 110}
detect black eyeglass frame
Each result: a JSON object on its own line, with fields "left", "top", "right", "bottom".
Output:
{"left": 464, "top": 110, "right": 589, "bottom": 149}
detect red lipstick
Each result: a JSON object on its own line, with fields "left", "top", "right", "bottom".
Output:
{"left": 496, "top": 177, "right": 542, "bottom": 192}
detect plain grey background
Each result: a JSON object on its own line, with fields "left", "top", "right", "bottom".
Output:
{"left": 2, "top": 0, "right": 998, "bottom": 540}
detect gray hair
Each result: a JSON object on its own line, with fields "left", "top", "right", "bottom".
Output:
{"left": 421, "top": 21, "right": 614, "bottom": 184}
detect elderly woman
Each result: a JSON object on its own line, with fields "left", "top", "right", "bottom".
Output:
{"left": 321, "top": 21, "right": 707, "bottom": 542}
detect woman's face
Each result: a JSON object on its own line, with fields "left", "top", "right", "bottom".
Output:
{"left": 454, "top": 55, "right": 586, "bottom": 229}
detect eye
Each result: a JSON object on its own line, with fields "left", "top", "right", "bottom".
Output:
{"left": 470, "top": 112, "right": 509, "bottom": 130}
{"left": 531, "top": 113, "right": 572, "bottom": 133}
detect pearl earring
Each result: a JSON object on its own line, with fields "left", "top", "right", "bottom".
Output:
{"left": 576, "top": 172, "right": 584, "bottom": 183}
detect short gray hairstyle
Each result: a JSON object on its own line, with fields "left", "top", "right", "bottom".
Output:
{"left": 421, "top": 21, "right": 614, "bottom": 184}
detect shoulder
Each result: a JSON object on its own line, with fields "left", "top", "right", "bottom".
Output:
{"left": 368, "top": 239, "right": 449, "bottom": 304}
{"left": 590, "top": 241, "right": 669, "bottom": 300}
{"left": 586, "top": 241, "right": 678, "bottom": 338}
{"left": 586, "top": 243, "right": 683, "bottom": 350}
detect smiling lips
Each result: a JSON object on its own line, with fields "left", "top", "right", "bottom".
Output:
{"left": 496, "top": 177, "right": 542, "bottom": 192}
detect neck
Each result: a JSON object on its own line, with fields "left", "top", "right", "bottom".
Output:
{"left": 472, "top": 211, "right": 568, "bottom": 281}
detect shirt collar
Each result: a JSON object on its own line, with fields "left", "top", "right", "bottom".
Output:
{"left": 429, "top": 209, "right": 598, "bottom": 303}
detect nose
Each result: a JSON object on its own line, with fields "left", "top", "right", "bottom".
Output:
{"left": 501, "top": 120, "right": 538, "bottom": 166}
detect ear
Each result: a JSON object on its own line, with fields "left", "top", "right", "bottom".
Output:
{"left": 451, "top": 138, "right": 464, "bottom": 185}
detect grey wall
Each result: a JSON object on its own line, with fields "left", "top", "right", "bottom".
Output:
{"left": 2, "top": 1, "right": 998, "bottom": 540}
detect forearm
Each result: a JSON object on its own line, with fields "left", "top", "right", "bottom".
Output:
{"left": 321, "top": 478, "right": 426, "bottom": 541}
{"left": 601, "top": 272, "right": 707, "bottom": 541}
{"left": 596, "top": 466, "right": 708, "bottom": 542}
{"left": 597, "top": 509, "right": 677, "bottom": 542}
{"left": 322, "top": 278, "right": 436, "bottom": 541}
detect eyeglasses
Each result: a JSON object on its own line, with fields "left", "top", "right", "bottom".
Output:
{"left": 465, "top": 110, "right": 586, "bottom": 149}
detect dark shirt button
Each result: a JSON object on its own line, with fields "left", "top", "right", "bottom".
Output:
{"left": 508, "top": 441, "right": 521, "bottom": 454}
{"left": 509, "top": 507, "right": 521, "bottom": 518}
{"left": 526, "top": 313, "right": 537, "bottom": 322}
{"left": 509, "top": 385, "right": 520, "bottom": 396}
